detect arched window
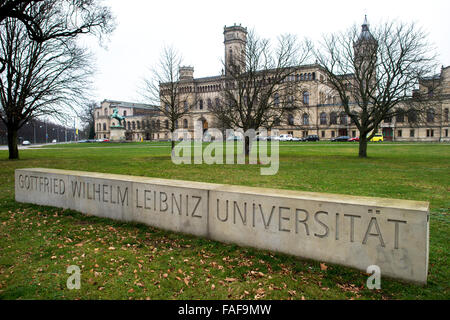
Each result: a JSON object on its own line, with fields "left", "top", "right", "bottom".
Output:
{"left": 215, "top": 98, "right": 220, "bottom": 108}
{"left": 183, "top": 119, "right": 188, "bottom": 129}
{"left": 184, "top": 101, "right": 188, "bottom": 112}
{"left": 123, "top": 110, "right": 127, "bottom": 116}
{"left": 308, "top": 73, "right": 311, "bottom": 81}
{"left": 104, "top": 108, "right": 108, "bottom": 115}
{"left": 288, "top": 114, "right": 295, "bottom": 125}
{"left": 303, "top": 92, "right": 310, "bottom": 105}
{"left": 340, "top": 112, "right": 347, "bottom": 125}
{"left": 132, "top": 121, "right": 136, "bottom": 130}
{"left": 165, "top": 120, "right": 169, "bottom": 129}
{"left": 330, "top": 112, "right": 338, "bottom": 125}
{"left": 444, "top": 108, "right": 449, "bottom": 122}
{"left": 320, "top": 112, "right": 327, "bottom": 125}
{"left": 102, "top": 123, "right": 106, "bottom": 131}
{"left": 127, "top": 122, "right": 131, "bottom": 130}
{"left": 300, "top": 74, "right": 304, "bottom": 81}
{"left": 152, "top": 120, "right": 156, "bottom": 128}
{"left": 156, "top": 120, "right": 160, "bottom": 129}
{"left": 296, "top": 74, "right": 300, "bottom": 81}
{"left": 303, "top": 113, "right": 309, "bottom": 125}
{"left": 199, "top": 99, "right": 203, "bottom": 110}
{"left": 137, "top": 121, "right": 141, "bottom": 130}
{"left": 207, "top": 99, "right": 212, "bottom": 109}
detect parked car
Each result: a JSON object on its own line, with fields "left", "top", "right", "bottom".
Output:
{"left": 22, "top": 140, "right": 31, "bottom": 145}
{"left": 331, "top": 136, "right": 350, "bottom": 142}
{"left": 291, "top": 137, "right": 302, "bottom": 142}
{"left": 279, "top": 134, "right": 293, "bottom": 142}
{"left": 305, "top": 135, "right": 320, "bottom": 142}
{"left": 348, "top": 137, "right": 360, "bottom": 142}
{"left": 370, "top": 133, "right": 384, "bottom": 142}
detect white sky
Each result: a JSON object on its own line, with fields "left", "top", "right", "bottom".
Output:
{"left": 84, "top": 0, "right": 450, "bottom": 104}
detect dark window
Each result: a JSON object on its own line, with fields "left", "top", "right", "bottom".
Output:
{"left": 183, "top": 119, "right": 188, "bottom": 129}
{"left": 408, "top": 110, "right": 417, "bottom": 123}
{"left": 184, "top": 101, "right": 188, "bottom": 112}
{"left": 426, "top": 109, "right": 435, "bottom": 123}
{"left": 274, "top": 93, "right": 280, "bottom": 107}
{"left": 199, "top": 100, "right": 203, "bottom": 110}
{"left": 340, "top": 112, "right": 347, "bottom": 125}
{"left": 123, "top": 110, "right": 127, "bottom": 116}
{"left": 444, "top": 108, "right": 449, "bottom": 122}
{"left": 352, "top": 130, "right": 356, "bottom": 138}
{"left": 102, "top": 123, "right": 106, "bottom": 131}
{"left": 445, "top": 129, "right": 448, "bottom": 137}
{"left": 330, "top": 112, "right": 337, "bottom": 125}
{"left": 427, "top": 129, "right": 434, "bottom": 137}
{"left": 321, "top": 131, "right": 325, "bottom": 138}
{"left": 288, "top": 114, "right": 295, "bottom": 125}
{"left": 303, "top": 113, "right": 309, "bottom": 125}
{"left": 331, "top": 131, "right": 335, "bottom": 138}
{"left": 303, "top": 92, "right": 310, "bottom": 105}
{"left": 207, "top": 99, "right": 212, "bottom": 109}
{"left": 132, "top": 122, "right": 135, "bottom": 130}
{"left": 410, "top": 129, "right": 415, "bottom": 137}
{"left": 397, "top": 130, "right": 402, "bottom": 137}
{"left": 137, "top": 121, "right": 140, "bottom": 130}
{"left": 320, "top": 112, "right": 327, "bottom": 125}
{"left": 396, "top": 111, "right": 404, "bottom": 123}
{"left": 165, "top": 120, "right": 169, "bottom": 129}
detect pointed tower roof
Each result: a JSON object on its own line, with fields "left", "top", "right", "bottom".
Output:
{"left": 357, "top": 15, "right": 376, "bottom": 43}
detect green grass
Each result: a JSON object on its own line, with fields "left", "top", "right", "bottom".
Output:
{"left": 0, "top": 141, "right": 449, "bottom": 300}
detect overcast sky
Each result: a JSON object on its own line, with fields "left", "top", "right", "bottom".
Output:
{"left": 84, "top": 0, "right": 450, "bottom": 104}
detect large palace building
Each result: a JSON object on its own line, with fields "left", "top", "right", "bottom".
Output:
{"left": 95, "top": 21, "right": 450, "bottom": 142}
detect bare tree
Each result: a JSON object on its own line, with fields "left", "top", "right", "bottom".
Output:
{"left": 79, "top": 101, "right": 97, "bottom": 139}
{"left": 211, "top": 30, "right": 311, "bottom": 156}
{"left": 0, "top": 0, "right": 114, "bottom": 73}
{"left": 0, "top": 17, "right": 92, "bottom": 159}
{"left": 142, "top": 46, "right": 192, "bottom": 151}
{"left": 315, "top": 18, "right": 438, "bottom": 157}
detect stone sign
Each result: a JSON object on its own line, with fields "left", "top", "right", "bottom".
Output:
{"left": 15, "top": 168, "right": 430, "bottom": 284}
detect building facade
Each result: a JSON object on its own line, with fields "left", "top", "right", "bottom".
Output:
{"left": 96, "top": 22, "right": 450, "bottom": 142}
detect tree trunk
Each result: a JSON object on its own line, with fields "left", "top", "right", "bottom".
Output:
{"left": 359, "top": 136, "right": 368, "bottom": 158}
{"left": 244, "top": 136, "right": 250, "bottom": 157}
{"left": 7, "top": 126, "right": 19, "bottom": 160}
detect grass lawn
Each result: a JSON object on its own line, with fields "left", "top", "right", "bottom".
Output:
{"left": 0, "top": 141, "right": 448, "bottom": 300}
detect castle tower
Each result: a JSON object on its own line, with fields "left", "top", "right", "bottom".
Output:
{"left": 353, "top": 16, "right": 378, "bottom": 87}
{"left": 224, "top": 24, "right": 248, "bottom": 75}
{"left": 353, "top": 16, "right": 378, "bottom": 68}
{"left": 179, "top": 66, "right": 194, "bottom": 81}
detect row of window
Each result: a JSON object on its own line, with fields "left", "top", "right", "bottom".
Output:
{"left": 97, "top": 119, "right": 192, "bottom": 132}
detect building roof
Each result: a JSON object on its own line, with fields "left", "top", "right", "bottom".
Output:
{"left": 356, "top": 15, "right": 376, "bottom": 44}
{"left": 100, "top": 99, "right": 158, "bottom": 110}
